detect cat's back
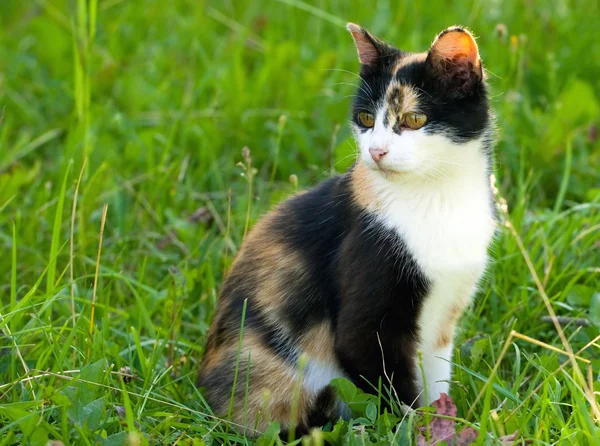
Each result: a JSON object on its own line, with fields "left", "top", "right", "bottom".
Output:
{"left": 218, "top": 173, "right": 351, "bottom": 324}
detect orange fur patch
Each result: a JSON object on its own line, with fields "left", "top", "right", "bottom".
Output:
{"left": 350, "top": 162, "right": 378, "bottom": 212}
{"left": 430, "top": 28, "right": 481, "bottom": 71}
{"left": 385, "top": 82, "right": 422, "bottom": 128}
{"left": 435, "top": 330, "right": 452, "bottom": 349}
{"left": 200, "top": 345, "right": 228, "bottom": 371}
{"left": 230, "top": 334, "right": 312, "bottom": 433}
{"left": 227, "top": 207, "right": 307, "bottom": 323}
{"left": 434, "top": 302, "right": 468, "bottom": 349}
{"left": 301, "top": 322, "right": 337, "bottom": 363}
{"left": 449, "top": 302, "right": 465, "bottom": 323}
{"left": 254, "top": 250, "right": 305, "bottom": 320}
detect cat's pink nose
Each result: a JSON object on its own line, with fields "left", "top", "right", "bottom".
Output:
{"left": 369, "top": 147, "right": 388, "bottom": 163}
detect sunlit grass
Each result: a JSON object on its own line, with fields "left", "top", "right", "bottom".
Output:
{"left": 0, "top": 0, "right": 599, "bottom": 444}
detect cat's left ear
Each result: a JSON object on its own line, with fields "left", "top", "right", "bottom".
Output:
{"left": 347, "top": 23, "right": 393, "bottom": 66}
{"left": 427, "top": 27, "right": 483, "bottom": 91}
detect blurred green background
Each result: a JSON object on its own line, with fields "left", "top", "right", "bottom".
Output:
{"left": 0, "top": 0, "right": 599, "bottom": 444}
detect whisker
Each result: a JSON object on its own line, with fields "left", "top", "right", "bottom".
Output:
{"left": 344, "top": 92, "right": 378, "bottom": 110}
{"left": 483, "top": 68, "right": 503, "bottom": 80}
{"left": 418, "top": 157, "right": 478, "bottom": 168}
{"left": 320, "top": 68, "right": 362, "bottom": 79}
{"left": 333, "top": 82, "right": 359, "bottom": 88}
{"left": 335, "top": 83, "right": 376, "bottom": 104}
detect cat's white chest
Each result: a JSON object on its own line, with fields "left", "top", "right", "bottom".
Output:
{"left": 377, "top": 181, "right": 495, "bottom": 341}
{"left": 377, "top": 175, "right": 495, "bottom": 281}
{"left": 373, "top": 171, "right": 496, "bottom": 403}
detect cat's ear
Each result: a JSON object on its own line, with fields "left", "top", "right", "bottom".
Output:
{"left": 427, "top": 27, "right": 483, "bottom": 91}
{"left": 347, "top": 23, "right": 391, "bottom": 66}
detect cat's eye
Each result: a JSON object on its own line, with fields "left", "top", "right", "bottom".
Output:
{"left": 404, "top": 113, "right": 427, "bottom": 130}
{"left": 358, "top": 112, "right": 375, "bottom": 128}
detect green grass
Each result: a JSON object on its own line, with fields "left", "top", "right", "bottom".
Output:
{"left": 1, "top": 0, "right": 599, "bottom": 444}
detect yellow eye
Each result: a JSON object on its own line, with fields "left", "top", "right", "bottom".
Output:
{"left": 404, "top": 113, "right": 427, "bottom": 130}
{"left": 358, "top": 112, "right": 375, "bottom": 128}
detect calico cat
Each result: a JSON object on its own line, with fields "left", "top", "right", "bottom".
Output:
{"left": 198, "top": 23, "right": 496, "bottom": 436}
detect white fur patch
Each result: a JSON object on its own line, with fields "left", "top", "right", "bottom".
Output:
{"left": 302, "top": 358, "right": 346, "bottom": 394}
{"left": 417, "top": 344, "right": 452, "bottom": 404}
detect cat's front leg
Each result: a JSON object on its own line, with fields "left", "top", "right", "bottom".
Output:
{"left": 415, "top": 278, "right": 478, "bottom": 405}
{"left": 415, "top": 298, "right": 458, "bottom": 405}
{"left": 418, "top": 341, "right": 453, "bottom": 405}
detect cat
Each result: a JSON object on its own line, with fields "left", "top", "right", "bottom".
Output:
{"left": 198, "top": 23, "right": 496, "bottom": 437}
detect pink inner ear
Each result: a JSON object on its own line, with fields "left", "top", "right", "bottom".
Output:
{"left": 432, "top": 31, "right": 480, "bottom": 68}
{"left": 347, "top": 24, "right": 379, "bottom": 65}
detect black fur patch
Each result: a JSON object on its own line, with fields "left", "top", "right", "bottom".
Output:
{"left": 306, "top": 385, "right": 341, "bottom": 427}
{"left": 395, "top": 60, "right": 425, "bottom": 81}
{"left": 334, "top": 208, "right": 429, "bottom": 405}
{"left": 282, "top": 385, "right": 341, "bottom": 440}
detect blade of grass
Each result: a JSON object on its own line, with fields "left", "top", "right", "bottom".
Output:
{"left": 274, "top": 0, "right": 346, "bottom": 27}
{"left": 10, "top": 221, "right": 17, "bottom": 316}
{"left": 553, "top": 136, "right": 572, "bottom": 214}
{"left": 227, "top": 299, "right": 248, "bottom": 426}
{"left": 242, "top": 148, "right": 253, "bottom": 240}
{"left": 70, "top": 157, "right": 87, "bottom": 333}
{"left": 47, "top": 162, "right": 72, "bottom": 297}
{"left": 88, "top": 203, "right": 107, "bottom": 357}
{"left": 269, "top": 115, "right": 287, "bottom": 184}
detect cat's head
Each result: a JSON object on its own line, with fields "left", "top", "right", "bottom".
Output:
{"left": 347, "top": 24, "right": 491, "bottom": 181}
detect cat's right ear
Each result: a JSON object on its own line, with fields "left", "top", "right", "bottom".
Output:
{"left": 347, "top": 23, "right": 388, "bottom": 66}
{"left": 426, "top": 27, "right": 483, "bottom": 92}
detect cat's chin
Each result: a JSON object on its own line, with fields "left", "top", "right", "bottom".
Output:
{"left": 361, "top": 158, "right": 418, "bottom": 178}
{"left": 368, "top": 164, "right": 410, "bottom": 181}
{"left": 377, "top": 167, "right": 404, "bottom": 179}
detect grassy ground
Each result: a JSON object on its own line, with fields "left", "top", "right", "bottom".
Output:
{"left": 1, "top": 0, "right": 599, "bottom": 444}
